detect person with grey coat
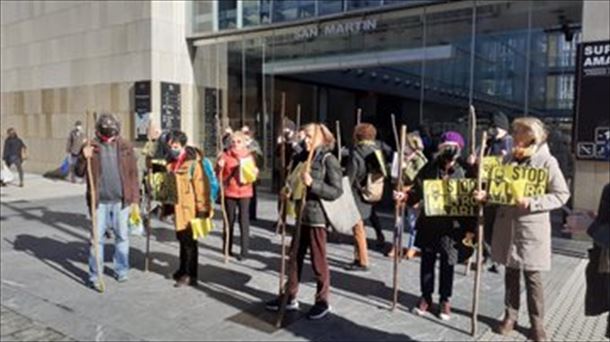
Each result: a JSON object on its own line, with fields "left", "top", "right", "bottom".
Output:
{"left": 476, "top": 117, "right": 570, "bottom": 342}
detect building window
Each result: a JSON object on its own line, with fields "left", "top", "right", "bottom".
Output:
{"left": 273, "top": 0, "right": 316, "bottom": 22}
{"left": 243, "top": 0, "right": 260, "bottom": 27}
{"left": 347, "top": 0, "right": 382, "bottom": 10}
{"left": 219, "top": 0, "right": 237, "bottom": 30}
{"left": 319, "top": 0, "right": 344, "bottom": 15}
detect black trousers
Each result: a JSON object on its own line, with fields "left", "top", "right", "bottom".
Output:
{"left": 369, "top": 205, "right": 385, "bottom": 242}
{"left": 249, "top": 184, "right": 257, "bottom": 220}
{"left": 420, "top": 248, "right": 455, "bottom": 302}
{"left": 176, "top": 227, "right": 198, "bottom": 279}
{"left": 224, "top": 198, "right": 250, "bottom": 257}
{"left": 6, "top": 159, "right": 24, "bottom": 185}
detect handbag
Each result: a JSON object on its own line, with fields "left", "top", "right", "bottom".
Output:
{"left": 317, "top": 153, "right": 361, "bottom": 234}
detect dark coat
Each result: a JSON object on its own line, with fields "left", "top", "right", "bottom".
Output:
{"left": 75, "top": 137, "right": 140, "bottom": 210}
{"left": 585, "top": 183, "right": 610, "bottom": 316}
{"left": 2, "top": 136, "right": 26, "bottom": 164}
{"left": 347, "top": 141, "right": 384, "bottom": 219}
{"left": 409, "top": 159, "right": 476, "bottom": 265}
{"left": 300, "top": 147, "right": 343, "bottom": 227}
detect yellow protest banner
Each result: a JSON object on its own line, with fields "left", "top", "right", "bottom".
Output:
{"left": 487, "top": 165, "right": 548, "bottom": 205}
{"left": 423, "top": 179, "right": 478, "bottom": 217}
{"left": 482, "top": 156, "right": 502, "bottom": 180}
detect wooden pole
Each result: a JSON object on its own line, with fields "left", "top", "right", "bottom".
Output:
{"left": 276, "top": 123, "right": 318, "bottom": 328}
{"left": 216, "top": 114, "right": 231, "bottom": 264}
{"left": 471, "top": 130, "right": 488, "bottom": 336}
{"left": 392, "top": 125, "right": 407, "bottom": 310}
{"left": 144, "top": 135, "right": 153, "bottom": 272}
{"left": 465, "top": 104, "right": 477, "bottom": 276}
{"left": 296, "top": 105, "right": 301, "bottom": 129}
{"left": 278, "top": 93, "right": 287, "bottom": 296}
{"left": 356, "top": 108, "right": 362, "bottom": 125}
{"left": 86, "top": 111, "right": 104, "bottom": 292}
{"left": 391, "top": 114, "right": 400, "bottom": 150}
{"left": 335, "top": 120, "right": 342, "bottom": 163}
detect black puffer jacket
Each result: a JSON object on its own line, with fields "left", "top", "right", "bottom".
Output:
{"left": 347, "top": 141, "right": 384, "bottom": 219}
{"left": 299, "top": 147, "right": 343, "bottom": 227}
{"left": 408, "top": 159, "right": 476, "bottom": 265}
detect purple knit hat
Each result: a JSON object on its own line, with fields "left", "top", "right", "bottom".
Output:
{"left": 439, "top": 131, "right": 465, "bottom": 149}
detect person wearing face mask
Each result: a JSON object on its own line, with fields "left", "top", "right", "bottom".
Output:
{"left": 164, "top": 130, "right": 211, "bottom": 287}
{"left": 75, "top": 113, "right": 139, "bottom": 291}
{"left": 216, "top": 131, "right": 259, "bottom": 261}
{"left": 474, "top": 117, "right": 570, "bottom": 342}
{"left": 66, "top": 121, "right": 86, "bottom": 183}
{"left": 404, "top": 131, "right": 475, "bottom": 321}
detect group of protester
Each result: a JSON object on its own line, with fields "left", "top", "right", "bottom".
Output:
{"left": 19, "top": 109, "right": 607, "bottom": 342}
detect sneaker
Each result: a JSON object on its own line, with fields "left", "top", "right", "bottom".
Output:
{"left": 172, "top": 270, "right": 184, "bottom": 281}
{"left": 307, "top": 302, "right": 331, "bottom": 320}
{"left": 439, "top": 300, "right": 451, "bottom": 321}
{"left": 343, "top": 261, "right": 369, "bottom": 272}
{"left": 116, "top": 274, "right": 128, "bottom": 283}
{"left": 89, "top": 281, "right": 104, "bottom": 293}
{"left": 412, "top": 297, "right": 431, "bottom": 316}
{"left": 174, "top": 275, "right": 191, "bottom": 288}
{"left": 494, "top": 316, "right": 516, "bottom": 335}
{"left": 265, "top": 297, "right": 299, "bottom": 312}
{"left": 488, "top": 263, "right": 500, "bottom": 274}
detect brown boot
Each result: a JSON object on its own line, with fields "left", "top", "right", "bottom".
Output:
{"left": 529, "top": 325, "right": 548, "bottom": 342}
{"left": 493, "top": 316, "right": 516, "bottom": 335}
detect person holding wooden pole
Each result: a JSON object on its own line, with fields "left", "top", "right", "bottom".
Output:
{"left": 474, "top": 117, "right": 570, "bottom": 342}
{"left": 266, "top": 123, "right": 342, "bottom": 322}
{"left": 399, "top": 131, "right": 475, "bottom": 320}
{"left": 75, "top": 112, "right": 139, "bottom": 292}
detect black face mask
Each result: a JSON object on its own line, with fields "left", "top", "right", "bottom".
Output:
{"left": 437, "top": 146, "right": 460, "bottom": 165}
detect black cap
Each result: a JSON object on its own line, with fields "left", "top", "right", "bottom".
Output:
{"left": 492, "top": 111, "right": 510, "bottom": 131}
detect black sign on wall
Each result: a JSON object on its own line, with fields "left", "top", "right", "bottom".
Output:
{"left": 574, "top": 40, "right": 610, "bottom": 161}
{"left": 134, "top": 80, "right": 151, "bottom": 141}
{"left": 161, "top": 82, "right": 181, "bottom": 131}
{"left": 203, "top": 88, "right": 222, "bottom": 155}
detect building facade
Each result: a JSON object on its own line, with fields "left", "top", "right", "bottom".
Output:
{"left": 1, "top": 0, "right": 608, "bottom": 214}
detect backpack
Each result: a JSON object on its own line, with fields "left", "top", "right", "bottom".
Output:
{"left": 355, "top": 148, "right": 385, "bottom": 203}
{"left": 189, "top": 158, "right": 219, "bottom": 203}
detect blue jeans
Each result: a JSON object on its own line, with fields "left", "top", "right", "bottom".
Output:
{"left": 89, "top": 202, "right": 130, "bottom": 283}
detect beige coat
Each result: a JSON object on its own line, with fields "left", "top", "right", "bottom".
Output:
{"left": 491, "top": 143, "right": 570, "bottom": 271}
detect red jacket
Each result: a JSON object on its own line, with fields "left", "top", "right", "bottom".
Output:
{"left": 216, "top": 149, "right": 254, "bottom": 199}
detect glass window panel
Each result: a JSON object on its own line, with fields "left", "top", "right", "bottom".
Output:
{"left": 318, "top": 0, "right": 344, "bottom": 15}
{"left": 243, "top": 0, "right": 260, "bottom": 27}
{"left": 347, "top": 0, "right": 382, "bottom": 10}
{"left": 219, "top": 0, "right": 237, "bottom": 30}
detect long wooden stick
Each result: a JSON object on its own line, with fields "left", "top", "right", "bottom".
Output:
{"left": 335, "top": 120, "right": 342, "bottom": 163}
{"left": 296, "top": 105, "right": 301, "bottom": 129}
{"left": 356, "top": 108, "right": 362, "bottom": 125}
{"left": 276, "top": 123, "right": 319, "bottom": 328}
{"left": 86, "top": 110, "right": 104, "bottom": 292}
{"left": 471, "top": 130, "right": 488, "bottom": 336}
{"left": 391, "top": 114, "right": 400, "bottom": 150}
{"left": 392, "top": 125, "right": 407, "bottom": 310}
{"left": 216, "top": 114, "right": 230, "bottom": 264}
{"left": 144, "top": 140, "right": 152, "bottom": 272}
{"left": 278, "top": 93, "right": 287, "bottom": 296}
{"left": 465, "top": 105, "right": 477, "bottom": 276}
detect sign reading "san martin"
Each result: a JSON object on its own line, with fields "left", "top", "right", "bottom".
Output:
{"left": 294, "top": 19, "right": 378, "bottom": 41}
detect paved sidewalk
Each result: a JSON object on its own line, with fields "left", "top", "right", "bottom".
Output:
{"left": 1, "top": 305, "right": 71, "bottom": 341}
{"left": 1, "top": 175, "right": 608, "bottom": 341}
{"left": 1, "top": 173, "right": 85, "bottom": 204}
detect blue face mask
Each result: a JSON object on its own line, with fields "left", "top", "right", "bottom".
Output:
{"left": 170, "top": 147, "right": 182, "bottom": 158}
